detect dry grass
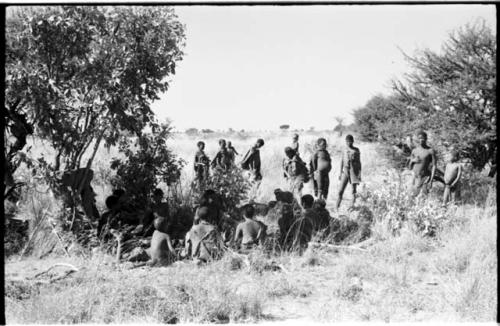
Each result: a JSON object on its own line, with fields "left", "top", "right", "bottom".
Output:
{"left": 5, "top": 131, "right": 497, "bottom": 322}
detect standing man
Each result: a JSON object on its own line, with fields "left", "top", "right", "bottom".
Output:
{"left": 336, "top": 134, "right": 362, "bottom": 211}
{"left": 409, "top": 130, "right": 437, "bottom": 198}
{"left": 291, "top": 133, "right": 300, "bottom": 156}
{"left": 241, "top": 138, "right": 265, "bottom": 181}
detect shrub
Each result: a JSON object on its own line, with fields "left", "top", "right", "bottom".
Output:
{"left": 110, "top": 123, "right": 185, "bottom": 208}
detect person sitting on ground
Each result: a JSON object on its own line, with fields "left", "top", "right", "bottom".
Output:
{"left": 274, "top": 188, "right": 295, "bottom": 204}
{"left": 286, "top": 196, "right": 314, "bottom": 252}
{"left": 241, "top": 138, "right": 265, "bottom": 181}
{"left": 97, "top": 195, "right": 121, "bottom": 237}
{"left": 309, "top": 138, "right": 332, "bottom": 200}
{"left": 147, "top": 214, "right": 176, "bottom": 266}
{"left": 194, "top": 189, "right": 224, "bottom": 228}
{"left": 283, "top": 147, "right": 309, "bottom": 198}
{"left": 443, "top": 150, "right": 463, "bottom": 205}
{"left": 112, "top": 188, "right": 142, "bottom": 225}
{"left": 311, "top": 198, "right": 331, "bottom": 233}
{"left": 233, "top": 204, "right": 267, "bottom": 250}
{"left": 137, "top": 188, "right": 170, "bottom": 237}
{"left": 183, "top": 207, "right": 225, "bottom": 264}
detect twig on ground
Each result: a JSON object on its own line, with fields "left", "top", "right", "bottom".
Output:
{"left": 308, "top": 241, "right": 369, "bottom": 252}
{"left": 31, "top": 263, "right": 79, "bottom": 279}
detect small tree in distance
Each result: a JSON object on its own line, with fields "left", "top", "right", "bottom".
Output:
{"left": 279, "top": 124, "right": 290, "bottom": 131}
{"left": 333, "top": 116, "right": 345, "bottom": 137}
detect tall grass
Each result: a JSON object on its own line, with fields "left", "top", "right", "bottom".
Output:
{"left": 6, "top": 131, "right": 497, "bottom": 322}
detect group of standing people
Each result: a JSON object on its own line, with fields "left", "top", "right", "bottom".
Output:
{"left": 282, "top": 133, "right": 362, "bottom": 211}
{"left": 193, "top": 138, "right": 265, "bottom": 182}
{"left": 191, "top": 129, "right": 463, "bottom": 214}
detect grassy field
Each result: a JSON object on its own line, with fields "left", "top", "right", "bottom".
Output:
{"left": 5, "top": 132, "right": 497, "bottom": 323}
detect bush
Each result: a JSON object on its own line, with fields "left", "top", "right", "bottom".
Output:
{"left": 110, "top": 123, "right": 185, "bottom": 208}
{"left": 192, "top": 167, "right": 252, "bottom": 220}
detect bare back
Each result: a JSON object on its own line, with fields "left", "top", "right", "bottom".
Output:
{"left": 235, "top": 219, "right": 267, "bottom": 246}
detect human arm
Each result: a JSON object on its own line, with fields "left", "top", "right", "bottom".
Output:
{"left": 183, "top": 231, "right": 191, "bottom": 258}
{"left": 211, "top": 152, "right": 219, "bottom": 168}
{"left": 283, "top": 159, "right": 290, "bottom": 178}
{"left": 428, "top": 149, "right": 437, "bottom": 185}
{"left": 450, "top": 164, "right": 462, "bottom": 188}
{"left": 232, "top": 224, "right": 242, "bottom": 248}
{"left": 165, "top": 233, "right": 175, "bottom": 253}
{"left": 194, "top": 154, "right": 199, "bottom": 171}
{"left": 256, "top": 223, "right": 267, "bottom": 244}
{"left": 339, "top": 154, "right": 344, "bottom": 180}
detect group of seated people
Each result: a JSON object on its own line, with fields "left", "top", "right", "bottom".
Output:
{"left": 97, "top": 186, "right": 340, "bottom": 265}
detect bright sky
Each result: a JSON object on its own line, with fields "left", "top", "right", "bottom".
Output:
{"left": 151, "top": 5, "right": 496, "bottom": 132}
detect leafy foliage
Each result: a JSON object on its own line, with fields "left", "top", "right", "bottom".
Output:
{"left": 110, "top": 123, "right": 185, "bottom": 208}
{"left": 5, "top": 6, "right": 185, "bottom": 172}
{"left": 353, "top": 20, "right": 496, "bottom": 169}
{"left": 193, "top": 167, "right": 252, "bottom": 220}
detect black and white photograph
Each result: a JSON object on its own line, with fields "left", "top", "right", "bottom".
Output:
{"left": 3, "top": 3, "right": 497, "bottom": 323}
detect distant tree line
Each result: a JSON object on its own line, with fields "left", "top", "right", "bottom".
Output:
{"left": 353, "top": 20, "right": 496, "bottom": 170}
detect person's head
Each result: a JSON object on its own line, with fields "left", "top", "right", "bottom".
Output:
{"left": 153, "top": 215, "right": 168, "bottom": 233}
{"left": 242, "top": 204, "right": 255, "bottom": 219}
{"left": 274, "top": 188, "right": 283, "bottom": 201}
{"left": 345, "top": 134, "right": 354, "bottom": 147}
{"left": 196, "top": 206, "right": 211, "bottom": 222}
{"left": 105, "top": 195, "right": 120, "bottom": 210}
{"left": 113, "top": 188, "right": 125, "bottom": 199}
{"left": 313, "top": 198, "right": 326, "bottom": 209}
{"left": 227, "top": 141, "right": 232, "bottom": 147}
{"left": 317, "top": 138, "right": 327, "bottom": 150}
{"left": 284, "top": 146, "right": 295, "bottom": 159}
{"left": 197, "top": 141, "right": 205, "bottom": 150}
{"left": 450, "top": 150, "right": 460, "bottom": 163}
{"left": 416, "top": 130, "right": 427, "bottom": 146}
{"left": 256, "top": 138, "right": 265, "bottom": 148}
{"left": 219, "top": 139, "right": 227, "bottom": 148}
{"left": 293, "top": 133, "right": 299, "bottom": 141}
{"left": 200, "top": 189, "right": 217, "bottom": 206}
{"left": 300, "top": 194, "right": 314, "bottom": 209}
{"left": 152, "top": 188, "right": 164, "bottom": 203}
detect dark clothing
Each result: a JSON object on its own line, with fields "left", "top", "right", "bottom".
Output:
{"left": 211, "top": 148, "right": 232, "bottom": 171}
{"left": 194, "top": 150, "right": 210, "bottom": 181}
{"left": 241, "top": 146, "right": 262, "bottom": 180}
{"left": 291, "top": 141, "right": 299, "bottom": 155}
{"left": 283, "top": 154, "right": 309, "bottom": 181}
{"left": 274, "top": 190, "right": 295, "bottom": 204}
{"left": 340, "top": 146, "right": 361, "bottom": 184}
